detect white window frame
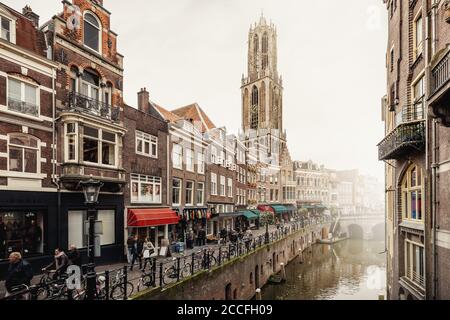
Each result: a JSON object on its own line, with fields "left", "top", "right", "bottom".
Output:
{"left": 185, "top": 180, "right": 194, "bottom": 206}
{"left": 83, "top": 11, "right": 102, "bottom": 53}
{"left": 211, "top": 146, "right": 217, "bottom": 163}
{"left": 227, "top": 178, "right": 233, "bottom": 198}
{"left": 130, "top": 174, "right": 162, "bottom": 204}
{"left": 7, "top": 133, "right": 40, "bottom": 174}
{"left": 211, "top": 173, "right": 217, "bottom": 196}
{"left": 413, "top": 11, "right": 423, "bottom": 60}
{"left": 404, "top": 239, "right": 425, "bottom": 289}
{"left": 220, "top": 175, "right": 226, "bottom": 196}
{"left": 196, "top": 182, "right": 204, "bottom": 206}
{"left": 186, "top": 148, "right": 194, "bottom": 172}
{"left": 197, "top": 152, "right": 205, "bottom": 174}
{"left": 82, "top": 126, "right": 118, "bottom": 168}
{"left": 172, "top": 178, "right": 182, "bottom": 206}
{"left": 64, "top": 122, "right": 79, "bottom": 162}
{"left": 136, "top": 131, "right": 158, "bottom": 158}
{"left": 0, "top": 12, "right": 16, "bottom": 43}
{"left": 172, "top": 144, "right": 183, "bottom": 170}
{"left": 7, "top": 77, "right": 40, "bottom": 118}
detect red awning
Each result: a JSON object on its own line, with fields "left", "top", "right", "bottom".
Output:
{"left": 127, "top": 208, "right": 180, "bottom": 227}
{"left": 257, "top": 205, "right": 274, "bottom": 214}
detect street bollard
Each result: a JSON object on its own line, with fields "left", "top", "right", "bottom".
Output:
{"left": 280, "top": 263, "right": 286, "bottom": 281}
{"left": 105, "top": 270, "right": 110, "bottom": 300}
{"left": 255, "top": 288, "right": 262, "bottom": 300}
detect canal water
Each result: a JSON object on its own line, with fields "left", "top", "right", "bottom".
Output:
{"left": 262, "top": 240, "right": 386, "bottom": 300}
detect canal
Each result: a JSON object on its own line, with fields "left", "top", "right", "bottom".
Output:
{"left": 262, "top": 240, "right": 386, "bottom": 300}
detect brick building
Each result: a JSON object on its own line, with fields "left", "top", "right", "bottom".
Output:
{"left": 0, "top": 3, "right": 58, "bottom": 271}
{"left": 379, "top": 0, "right": 450, "bottom": 300}
{"left": 122, "top": 89, "right": 175, "bottom": 251}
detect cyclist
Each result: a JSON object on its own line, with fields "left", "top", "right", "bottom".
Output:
{"left": 3, "top": 252, "right": 33, "bottom": 299}
{"left": 42, "top": 248, "right": 71, "bottom": 281}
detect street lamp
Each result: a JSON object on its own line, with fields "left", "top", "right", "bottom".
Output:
{"left": 79, "top": 177, "right": 103, "bottom": 300}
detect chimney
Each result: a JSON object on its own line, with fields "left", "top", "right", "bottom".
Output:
{"left": 22, "top": 5, "right": 39, "bottom": 28}
{"left": 137, "top": 87, "right": 149, "bottom": 113}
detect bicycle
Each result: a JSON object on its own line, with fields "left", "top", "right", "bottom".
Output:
{"left": 109, "top": 268, "right": 134, "bottom": 300}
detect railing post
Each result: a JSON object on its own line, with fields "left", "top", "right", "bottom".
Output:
{"left": 159, "top": 262, "right": 163, "bottom": 287}
{"left": 105, "top": 270, "right": 110, "bottom": 300}
{"left": 191, "top": 253, "right": 195, "bottom": 275}
{"left": 123, "top": 266, "right": 128, "bottom": 301}
{"left": 228, "top": 244, "right": 231, "bottom": 260}
{"left": 152, "top": 261, "right": 157, "bottom": 287}
{"left": 203, "top": 249, "right": 207, "bottom": 270}
{"left": 176, "top": 257, "right": 181, "bottom": 282}
{"left": 218, "top": 247, "right": 222, "bottom": 266}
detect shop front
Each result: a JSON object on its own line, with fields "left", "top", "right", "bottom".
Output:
{"left": 270, "top": 205, "right": 290, "bottom": 222}
{"left": 127, "top": 208, "right": 179, "bottom": 253}
{"left": 238, "top": 210, "right": 260, "bottom": 230}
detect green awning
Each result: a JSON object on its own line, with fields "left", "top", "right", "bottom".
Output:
{"left": 250, "top": 210, "right": 261, "bottom": 218}
{"left": 240, "top": 211, "right": 259, "bottom": 220}
{"left": 270, "top": 205, "right": 288, "bottom": 214}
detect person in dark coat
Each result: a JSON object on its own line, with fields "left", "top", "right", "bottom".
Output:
{"left": 67, "top": 245, "right": 81, "bottom": 268}
{"left": 135, "top": 237, "right": 144, "bottom": 270}
{"left": 4, "top": 252, "right": 33, "bottom": 298}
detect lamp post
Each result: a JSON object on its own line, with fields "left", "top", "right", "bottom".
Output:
{"left": 79, "top": 177, "right": 103, "bottom": 300}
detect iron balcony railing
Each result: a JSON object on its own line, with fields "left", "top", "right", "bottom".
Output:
{"left": 378, "top": 103, "right": 425, "bottom": 160}
{"left": 431, "top": 50, "right": 450, "bottom": 95}
{"left": 8, "top": 97, "right": 39, "bottom": 117}
{"left": 406, "top": 269, "right": 425, "bottom": 289}
{"left": 67, "top": 92, "right": 120, "bottom": 122}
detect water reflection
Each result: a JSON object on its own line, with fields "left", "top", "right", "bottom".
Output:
{"left": 262, "top": 240, "right": 386, "bottom": 300}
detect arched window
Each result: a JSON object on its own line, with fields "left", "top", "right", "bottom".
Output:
{"left": 8, "top": 133, "right": 40, "bottom": 174}
{"left": 84, "top": 12, "right": 101, "bottom": 52}
{"left": 250, "top": 86, "right": 259, "bottom": 129}
{"left": 401, "top": 164, "right": 424, "bottom": 221}
{"left": 262, "top": 32, "right": 269, "bottom": 70}
{"left": 253, "top": 34, "right": 259, "bottom": 70}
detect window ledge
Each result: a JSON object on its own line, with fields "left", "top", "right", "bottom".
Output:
{"left": 0, "top": 171, "right": 46, "bottom": 179}
{"left": 0, "top": 105, "right": 45, "bottom": 122}
{"left": 399, "top": 220, "right": 424, "bottom": 231}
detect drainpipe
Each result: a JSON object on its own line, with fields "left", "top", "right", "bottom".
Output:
{"left": 431, "top": 118, "right": 438, "bottom": 300}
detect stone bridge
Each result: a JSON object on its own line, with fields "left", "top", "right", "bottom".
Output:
{"left": 333, "top": 214, "right": 385, "bottom": 241}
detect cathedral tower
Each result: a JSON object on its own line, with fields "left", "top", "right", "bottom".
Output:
{"left": 241, "top": 14, "right": 283, "bottom": 134}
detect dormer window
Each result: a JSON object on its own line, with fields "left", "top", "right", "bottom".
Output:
{"left": 83, "top": 12, "right": 100, "bottom": 52}
{"left": 1, "top": 16, "right": 11, "bottom": 41}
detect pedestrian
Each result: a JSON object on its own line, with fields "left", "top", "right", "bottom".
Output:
{"left": 141, "top": 238, "right": 156, "bottom": 272}
{"left": 126, "top": 235, "right": 136, "bottom": 265}
{"left": 187, "top": 229, "right": 194, "bottom": 249}
{"left": 129, "top": 235, "right": 139, "bottom": 271}
{"left": 3, "top": 252, "right": 33, "bottom": 299}
{"left": 220, "top": 227, "right": 227, "bottom": 244}
{"left": 136, "top": 236, "right": 144, "bottom": 270}
{"left": 67, "top": 245, "right": 81, "bottom": 269}
{"left": 42, "top": 248, "right": 71, "bottom": 280}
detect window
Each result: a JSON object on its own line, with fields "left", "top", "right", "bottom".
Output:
{"left": 250, "top": 86, "right": 259, "bottom": 129}
{"left": 211, "top": 146, "right": 217, "bottom": 164}
{"left": 405, "top": 239, "right": 424, "bottom": 288}
{"left": 136, "top": 131, "right": 158, "bottom": 158}
{"left": 262, "top": 32, "right": 269, "bottom": 70}
{"left": 197, "top": 153, "right": 205, "bottom": 174}
{"left": 196, "top": 182, "right": 204, "bottom": 205}
{"left": 65, "top": 123, "right": 78, "bottom": 161}
{"left": 185, "top": 181, "right": 194, "bottom": 206}
{"left": 8, "top": 133, "right": 39, "bottom": 174}
{"left": 83, "top": 126, "right": 116, "bottom": 166}
{"left": 172, "top": 178, "right": 182, "bottom": 206}
{"left": 84, "top": 13, "right": 100, "bottom": 52}
{"left": 412, "top": 76, "right": 424, "bottom": 119}
{"left": 1, "top": 16, "right": 11, "bottom": 41}
{"left": 68, "top": 210, "right": 115, "bottom": 248}
{"left": 0, "top": 210, "right": 44, "bottom": 260}
{"left": 227, "top": 178, "right": 233, "bottom": 198}
{"left": 172, "top": 144, "right": 183, "bottom": 169}
{"left": 401, "top": 165, "right": 424, "bottom": 222}
{"left": 220, "top": 176, "right": 226, "bottom": 196}
{"left": 186, "top": 149, "right": 194, "bottom": 172}
{"left": 81, "top": 69, "right": 100, "bottom": 101}
{"left": 7, "top": 78, "right": 39, "bottom": 117}
{"left": 211, "top": 173, "right": 217, "bottom": 196}
{"left": 414, "top": 15, "right": 423, "bottom": 59}
{"left": 130, "top": 174, "right": 162, "bottom": 204}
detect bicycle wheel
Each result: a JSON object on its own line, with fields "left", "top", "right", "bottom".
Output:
{"left": 110, "top": 282, "right": 134, "bottom": 300}
{"left": 137, "top": 275, "right": 153, "bottom": 292}
{"left": 180, "top": 263, "right": 192, "bottom": 278}
{"left": 163, "top": 266, "right": 178, "bottom": 285}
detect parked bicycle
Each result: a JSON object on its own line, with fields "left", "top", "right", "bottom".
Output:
{"left": 109, "top": 268, "right": 134, "bottom": 300}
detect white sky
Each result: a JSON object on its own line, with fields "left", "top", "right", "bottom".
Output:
{"left": 3, "top": 0, "right": 388, "bottom": 179}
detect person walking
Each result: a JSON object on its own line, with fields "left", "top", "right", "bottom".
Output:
{"left": 3, "top": 252, "right": 33, "bottom": 299}
{"left": 126, "top": 235, "right": 136, "bottom": 266}
{"left": 128, "top": 235, "right": 139, "bottom": 271}
{"left": 187, "top": 229, "right": 194, "bottom": 249}
{"left": 136, "top": 237, "right": 144, "bottom": 270}
{"left": 141, "top": 238, "right": 156, "bottom": 272}
{"left": 42, "top": 248, "right": 71, "bottom": 280}
{"left": 198, "top": 227, "right": 206, "bottom": 246}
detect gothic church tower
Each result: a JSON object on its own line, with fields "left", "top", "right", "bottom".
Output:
{"left": 241, "top": 14, "right": 283, "bottom": 134}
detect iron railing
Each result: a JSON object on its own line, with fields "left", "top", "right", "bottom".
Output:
{"left": 7, "top": 97, "right": 39, "bottom": 117}
{"left": 431, "top": 50, "right": 450, "bottom": 95}
{"left": 0, "top": 217, "right": 333, "bottom": 300}
{"left": 67, "top": 92, "right": 120, "bottom": 122}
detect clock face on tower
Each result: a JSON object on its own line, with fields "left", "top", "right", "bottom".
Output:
{"left": 66, "top": 5, "right": 81, "bottom": 31}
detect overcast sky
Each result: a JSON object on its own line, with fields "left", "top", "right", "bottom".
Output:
{"left": 4, "top": 0, "right": 387, "bottom": 178}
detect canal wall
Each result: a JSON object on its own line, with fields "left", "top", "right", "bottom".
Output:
{"left": 131, "top": 223, "right": 330, "bottom": 300}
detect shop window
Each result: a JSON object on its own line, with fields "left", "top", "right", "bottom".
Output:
{"left": 0, "top": 211, "right": 43, "bottom": 260}
{"left": 7, "top": 78, "right": 39, "bottom": 117}
{"left": 8, "top": 133, "right": 39, "bottom": 174}
{"left": 131, "top": 174, "right": 162, "bottom": 204}
{"left": 136, "top": 131, "right": 158, "bottom": 158}
{"left": 68, "top": 210, "right": 115, "bottom": 248}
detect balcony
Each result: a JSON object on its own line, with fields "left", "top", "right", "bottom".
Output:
{"left": 429, "top": 50, "right": 450, "bottom": 126}
{"left": 8, "top": 98, "right": 39, "bottom": 117}
{"left": 378, "top": 107, "right": 425, "bottom": 161}
{"left": 66, "top": 92, "right": 120, "bottom": 122}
